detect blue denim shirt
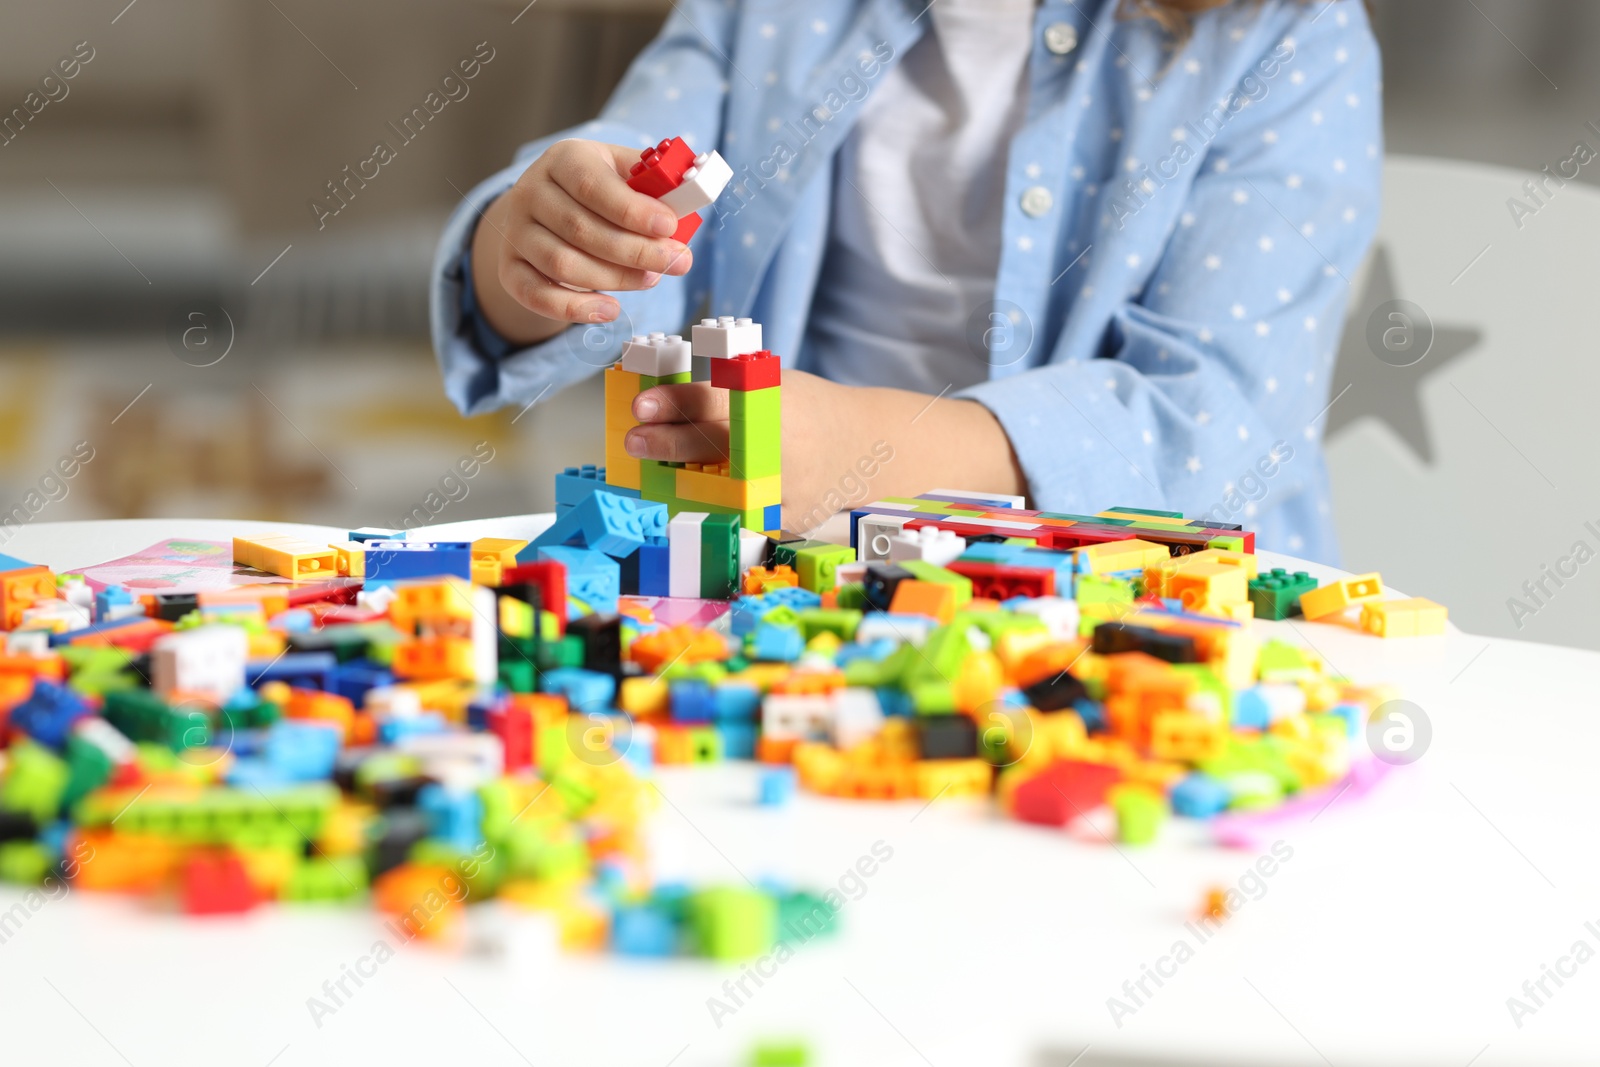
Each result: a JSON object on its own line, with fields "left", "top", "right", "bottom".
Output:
{"left": 429, "top": 0, "right": 1381, "bottom": 562}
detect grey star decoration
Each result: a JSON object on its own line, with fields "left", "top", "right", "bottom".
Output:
{"left": 1325, "top": 245, "right": 1482, "bottom": 463}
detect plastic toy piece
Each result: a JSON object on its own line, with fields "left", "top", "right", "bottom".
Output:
{"left": 0, "top": 565, "right": 59, "bottom": 630}
{"left": 470, "top": 537, "right": 529, "bottom": 586}
{"left": 668, "top": 512, "right": 707, "bottom": 599}
{"left": 1247, "top": 568, "right": 1317, "bottom": 620}
{"left": 1299, "top": 573, "right": 1383, "bottom": 620}
{"left": 621, "top": 333, "right": 693, "bottom": 377}
{"left": 658, "top": 150, "right": 734, "bottom": 217}
{"left": 1360, "top": 597, "right": 1447, "bottom": 638}
{"left": 887, "top": 527, "right": 967, "bottom": 568}
{"left": 604, "top": 366, "right": 644, "bottom": 491}
{"left": 711, "top": 351, "right": 782, "bottom": 392}
{"left": 233, "top": 535, "right": 338, "bottom": 581}
{"left": 625, "top": 137, "right": 730, "bottom": 244}
{"left": 363, "top": 541, "right": 473, "bottom": 582}
{"left": 691, "top": 316, "right": 763, "bottom": 360}
{"left": 329, "top": 541, "right": 366, "bottom": 579}
{"left": 699, "top": 515, "right": 741, "bottom": 600}
{"left": 151, "top": 625, "right": 248, "bottom": 702}
{"left": 533, "top": 491, "right": 666, "bottom": 558}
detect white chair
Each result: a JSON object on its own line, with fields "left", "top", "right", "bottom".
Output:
{"left": 1325, "top": 155, "right": 1600, "bottom": 649}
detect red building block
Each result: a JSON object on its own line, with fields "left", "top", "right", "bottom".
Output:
{"left": 1012, "top": 760, "right": 1123, "bottom": 828}
{"left": 672, "top": 212, "right": 703, "bottom": 244}
{"left": 501, "top": 559, "right": 568, "bottom": 634}
{"left": 181, "top": 850, "right": 259, "bottom": 914}
{"left": 488, "top": 700, "right": 534, "bottom": 773}
{"left": 946, "top": 560, "right": 1056, "bottom": 600}
{"left": 709, "top": 350, "right": 782, "bottom": 392}
{"left": 627, "top": 137, "right": 697, "bottom": 198}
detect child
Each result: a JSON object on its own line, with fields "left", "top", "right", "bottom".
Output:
{"left": 432, "top": 0, "right": 1380, "bottom": 561}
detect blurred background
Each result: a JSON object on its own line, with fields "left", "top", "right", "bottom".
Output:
{"left": 0, "top": 0, "right": 1595, "bottom": 647}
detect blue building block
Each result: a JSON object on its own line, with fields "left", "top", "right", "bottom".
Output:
{"left": 669, "top": 679, "right": 715, "bottom": 723}
{"left": 1326, "top": 702, "right": 1365, "bottom": 738}
{"left": 637, "top": 541, "right": 671, "bottom": 597}
{"left": 377, "top": 712, "right": 449, "bottom": 745}
{"left": 749, "top": 623, "right": 803, "bottom": 662}
{"left": 717, "top": 721, "right": 757, "bottom": 760}
{"left": 9, "top": 681, "right": 90, "bottom": 750}
{"left": 763, "top": 586, "right": 822, "bottom": 611}
{"left": 729, "top": 595, "right": 770, "bottom": 638}
{"left": 269, "top": 609, "right": 316, "bottom": 633}
{"left": 612, "top": 904, "right": 679, "bottom": 957}
{"left": 1170, "top": 773, "right": 1232, "bottom": 818}
{"left": 0, "top": 551, "right": 40, "bottom": 572}
{"left": 541, "top": 667, "right": 616, "bottom": 710}
{"left": 363, "top": 541, "right": 472, "bottom": 581}
{"left": 554, "top": 465, "right": 639, "bottom": 512}
{"left": 533, "top": 492, "right": 667, "bottom": 560}
{"left": 1072, "top": 697, "right": 1105, "bottom": 732}
{"left": 265, "top": 720, "right": 343, "bottom": 781}
{"left": 712, "top": 683, "right": 761, "bottom": 723}
{"left": 758, "top": 766, "right": 798, "bottom": 806}
{"left": 1233, "top": 688, "right": 1272, "bottom": 731}
{"left": 418, "top": 783, "right": 485, "bottom": 852}
{"left": 47, "top": 616, "right": 151, "bottom": 648}
{"left": 621, "top": 724, "right": 655, "bottom": 772}
{"left": 224, "top": 757, "right": 290, "bottom": 789}
{"left": 93, "top": 585, "right": 136, "bottom": 620}
{"left": 876, "top": 686, "right": 913, "bottom": 717}
{"left": 537, "top": 546, "right": 621, "bottom": 614}
{"left": 246, "top": 651, "right": 337, "bottom": 690}
{"left": 327, "top": 661, "right": 395, "bottom": 706}
{"left": 762, "top": 504, "right": 782, "bottom": 532}
{"left": 347, "top": 528, "right": 406, "bottom": 544}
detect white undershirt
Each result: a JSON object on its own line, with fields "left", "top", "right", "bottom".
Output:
{"left": 805, "top": 0, "right": 1037, "bottom": 393}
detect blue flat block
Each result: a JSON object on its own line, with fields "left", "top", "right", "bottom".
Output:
{"left": 47, "top": 615, "right": 153, "bottom": 648}
{"left": 875, "top": 686, "right": 913, "bottom": 717}
{"left": 762, "top": 586, "right": 822, "bottom": 611}
{"left": 377, "top": 711, "right": 449, "bottom": 745}
{"left": 554, "top": 464, "right": 607, "bottom": 509}
{"left": 265, "top": 720, "right": 343, "bottom": 781}
{"left": 1171, "top": 773, "right": 1231, "bottom": 819}
{"left": 762, "top": 503, "right": 782, "bottom": 532}
{"left": 621, "top": 725, "right": 655, "bottom": 772}
{"left": 247, "top": 651, "right": 337, "bottom": 690}
{"left": 729, "top": 595, "right": 769, "bottom": 638}
{"left": 917, "top": 491, "right": 1020, "bottom": 510}
{"left": 1232, "top": 688, "right": 1273, "bottom": 731}
{"left": 224, "top": 757, "right": 291, "bottom": 789}
{"left": 712, "top": 682, "right": 760, "bottom": 723}
{"left": 539, "top": 546, "right": 621, "bottom": 613}
{"left": 540, "top": 667, "right": 616, "bottom": 710}
{"left": 758, "top": 765, "right": 797, "bottom": 805}
{"left": 717, "top": 721, "right": 757, "bottom": 760}
{"left": 93, "top": 585, "right": 135, "bottom": 617}
{"left": 364, "top": 541, "right": 472, "bottom": 580}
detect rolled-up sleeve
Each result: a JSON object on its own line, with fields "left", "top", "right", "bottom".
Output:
{"left": 959, "top": 0, "right": 1381, "bottom": 537}
{"left": 429, "top": 0, "right": 738, "bottom": 416}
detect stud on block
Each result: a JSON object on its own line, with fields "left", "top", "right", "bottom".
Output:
{"left": 691, "top": 317, "right": 763, "bottom": 360}
{"left": 658, "top": 151, "right": 734, "bottom": 218}
{"left": 626, "top": 137, "right": 697, "bottom": 199}
{"left": 620, "top": 333, "right": 692, "bottom": 377}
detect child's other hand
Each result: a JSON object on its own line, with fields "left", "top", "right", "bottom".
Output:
{"left": 470, "top": 139, "right": 694, "bottom": 346}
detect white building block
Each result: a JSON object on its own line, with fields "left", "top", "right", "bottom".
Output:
{"left": 5, "top": 630, "right": 51, "bottom": 656}
{"left": 658, "top": 150, "right": 734, "bottom": 217}
{"left": 691, "top": 316, "right": 763, "bottom": 359}
{"left": 468, "top": 584, "right": 498, "bottom": 686}
{"left": 72, "top": 716, "right": 137, "bottom": 767}
{"left": 888, "top": 526, "right": 967, "bottom": 568}
{"left": 620, "top": 333, "right": 693, "bottom": 377}
{"left": 668, "top": 512, "right": 707, "bottom": 598}
{"left": 738, "top": 528, "right": 769, "bottom": 577}
{"left": 1012, "top": 596, "right": 1080, "bottom": 639}
{"left": 926, "top": 488, "right": 1027, "bottom": 509}
{"left": 19, "top": 599, "right": 90, "bottom": 632}
{"left": 831, "top": 688, "right": 884, "bottom": 750}
{"left": 855, "top": 613, "right": 933, "bottom": 647}
{"left": 151, "top": 625, "right": 248, "bottom": 701}
{"left": 398, "top": 732, "right": 504, "bottom": 788}
{"left": 762, "top": 692, "right": 833, "bottom": 742}
{"left": 856, "top": 513, "right": 913, "bottom": 564}
{"left": 835, "top": 561, "right": 869, "bottom": 588}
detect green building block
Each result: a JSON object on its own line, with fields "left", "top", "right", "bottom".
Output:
{"left": 729, "top": 385, "right": 780, "bottom": 427}
{"left": 773, "top": 539, "right": 830, "bottom": 571}
{"left": 909, "top": 680, "right": 956, "bottom": 714}
{"left": 640, "top": 372, "right": 692, "bottom": 388}
{"left": 899, "top": 560, "right": 972, "bottom": 605}
{"left": 281, "top": 856, "right": 367, "bottom": 902}
{"left": 1075, "top": 574, "right": 1135, "bottom": 606}
{"left": 776, "top": 891, "right": 838, "bottom": 942}
{"left": 1207, "top": 534, "right": 1247, "bottom": 552}
{"left": 689, "top": 886, "right": 777, "bottom": 961}
{"left": 1105, "top": 505, "right": 1185, "bottom": 519}
{"left": 62, "top": 731, "right": 116, "bottom": 810}
{"left": 750, "top": 1041, "right": 813, "bottom": 1067}
{"left": 797, "top": 608, "right": 862, "bottom": 641}
{"left": 1256, "top": 638, "right": 1317, "bottom": 682}
{"left": 1248, "top": 568, "right": 1318, "bottom": 620}
{"left": 0, "top": 741, "right": 69, "bottom": 825}
{"left": 794, "top": 544, "right": 856, "bottom": 593}
{"left": 687, "top": 725, "right": 723, "bottom": 763}
{"left": 834, "top": 583, "right": 867, "bottom": 610}
{"left": 1110, "top": 787, "right": 1168, "bottom": 845}
{"left": 0, "top": 841, "right": 53, "bottom": 885}
{"left": 699, "top": 514, "right": 742, "bottom": 599}
{"left": 102, "top": 690, "right": 210, "bottom": 752}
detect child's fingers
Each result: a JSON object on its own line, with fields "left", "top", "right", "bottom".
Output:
{"left": 523, "top": 225, "right": 662, "bottom": 293}
{"left": 623, "top": 420, "right": 730, "bottom": 465}
{"left": 499, "top": 254, "right": 619, "bottom": 324}
{"left": 546, "top": 141, "right": 680, "bottom": 238}
{"left": 633, "top": 382, "right": 730, "bottom": 424}
{"left": 537, "top": 183, "right": 692, "bottom": 277}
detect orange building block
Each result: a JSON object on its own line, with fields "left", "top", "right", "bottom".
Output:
{"left": 742, "top": 565, "right": 799, "bottom": 595}
{"left": 286, "top": 687, "right": 356, "bottom": 741}
{"left": 887, "top": 579, "right": 957, "bottom": 623}
{"left": 1149, "top": 711, "right": 1227, "bottom": 762}
{"left": 0, "top": 566, "right": 57, "bottom": 630}
{"left": 374, "top": 864, "right": 464, "bottom": 942}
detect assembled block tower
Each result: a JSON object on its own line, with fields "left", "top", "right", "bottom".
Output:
{"left": 603, "top": 137, "right": 782, "bottom": 534}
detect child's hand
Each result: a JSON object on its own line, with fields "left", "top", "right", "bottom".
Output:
{"left": 470, "top": 139, "right": 695, "bottom": 346}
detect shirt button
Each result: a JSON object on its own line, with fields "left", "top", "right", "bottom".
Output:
{"left": 1020, "top": 186, "right": 1054, "bottom": 218}
{"left": 1044, "top": 22, "right": 1078, "bottom": 55}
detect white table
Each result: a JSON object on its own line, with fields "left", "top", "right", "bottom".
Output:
{"left": 1, "top": 518, "right": 1593, "bottom": 1067}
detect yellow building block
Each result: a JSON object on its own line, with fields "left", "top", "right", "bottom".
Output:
{"left": 604, "top": 365, "right": 642, "bottom": 491}
{"left": 233, "top": 535, "right": 338, "bottom": 580}
{"left": 470, "top": 537, "right": 528, "bottom": 586}
{"left": 1144, "top": 548, "right": 1257, "bottom": 597}
{"left": 390, "top": 577, "right": 477, "bottom": 633}
{"left": 675, "top": 468, "right": 781, "bottom": 510}
{"left": 1360, "top": 597, "right": 1447, "bottom": 637}
{"left": 1300, "top": 573, "right": 1384, "bottom": 620}
{"left": 1078, "top": 538, "right": 1172, "bottom": 576}
{"left": 1149, "top": 712, "right": 1227, "bottom": 761}
{"left": 329, "top": 541, "right": 365, "bottom": 578}
{"left": 913, "top": 759, "right": 991, "bottom": 799}
{"left": 1166, "top": 561, "right": 1250, "bottom": 614}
